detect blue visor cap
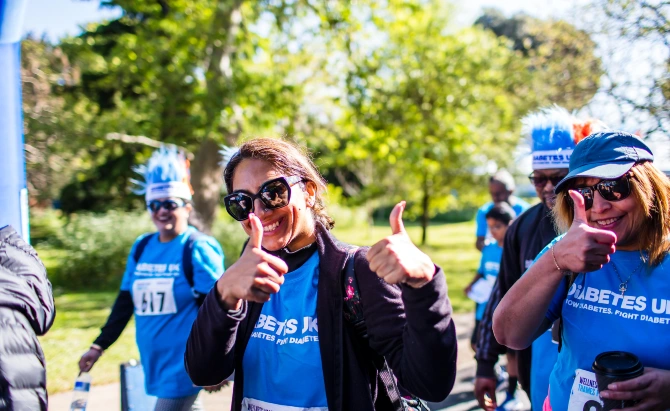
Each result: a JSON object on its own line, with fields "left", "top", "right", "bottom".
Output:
{"left": 554, "top": 131, "right": 654, "bottom": 193}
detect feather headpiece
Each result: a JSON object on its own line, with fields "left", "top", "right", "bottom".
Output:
{"left": 131, "top": 145, "right": 193, "bottom": 201}
{"left": 219, "top": 145, "right": 240, "bottom": 171}
{"left": 522, "top": 106, "right": 607, "bottom": 170}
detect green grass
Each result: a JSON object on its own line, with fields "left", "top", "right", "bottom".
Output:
{"left": 40, "top": 292, "right": 139, "bottom": 394}
{"left": 333, "top": 220, "right": 479, "bottom": 314}
{"left": 40, "top": 220, "right": 479, "bottom": 394}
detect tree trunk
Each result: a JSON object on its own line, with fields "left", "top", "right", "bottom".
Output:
{"left": 421, "top": 172, "right": 430, "bottom": 246}
{"left": 204, "top": 0, "right": 244, "bottom": 142}
{"left": 189, "top": 139, "right": 223, "bottom": 234}
{"left": 188, "top": 0, "right": 244, "bottom": 233}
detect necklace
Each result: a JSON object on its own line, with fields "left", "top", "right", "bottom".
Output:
{"left": 610, "top": 257, "right": 645, "bottom": 296}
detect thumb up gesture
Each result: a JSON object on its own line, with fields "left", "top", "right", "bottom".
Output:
{"left": 367, "top": 201, "right": 436, "bottom": 288}
{"left": 554, "top": 190, "right": 617, "bottom": 273}
{"left": 215, "top": 213, "right": 288, "bottom": 310}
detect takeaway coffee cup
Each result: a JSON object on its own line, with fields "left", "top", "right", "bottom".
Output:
{"left": 592, "top": 351, "right": 644, "bottom": 411}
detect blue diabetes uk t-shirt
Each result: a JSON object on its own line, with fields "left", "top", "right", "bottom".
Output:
{"left": 120, "top": 227, "right": 224, "bottom": 398}
{"left": 475, "top": 196, "right": 530, "bottom": 237}
{"left": 538, "top": 237, "right": 670, "bottom": 410}
{"left": 475, "top": 242, "right": 503, "bottom": 320}
{"left": 242, "top": 250, "right": 328, "bottom": 411}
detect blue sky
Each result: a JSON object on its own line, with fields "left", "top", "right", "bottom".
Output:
{"left": 23, "top": 0, "right": 122, "bottom": 41}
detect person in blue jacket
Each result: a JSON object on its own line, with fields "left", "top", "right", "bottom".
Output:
{"left": 78, "top": 146, "right": 225, "bottom": 411}
{"left": 494, "top": 131, "right": 670, "bottom": 410}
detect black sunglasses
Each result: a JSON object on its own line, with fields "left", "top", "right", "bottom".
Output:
{"left": 147, "top": 199, "right": 186, "bottom": 213}
{"left": 224, "top": 176, "right": 303, "bottom": 221}
{"left": 569, "top": 174, "right": 632, "bottom": 211}
{"left": 528, "top": 172, "right": 568, "bottom": 188}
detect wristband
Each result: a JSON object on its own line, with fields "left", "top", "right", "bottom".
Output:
{"left": 90, "top": 344, "right": 104, "bottom": 354}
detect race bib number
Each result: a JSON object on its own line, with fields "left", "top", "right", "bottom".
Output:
{"left": 132, "top": 278, "right": 177, "bottom": 316}
{"left": 568, "top": 369, "right": 603, "bottom": 411}
{"left": 241, "top": 398, "right": 328, "bottom": 411}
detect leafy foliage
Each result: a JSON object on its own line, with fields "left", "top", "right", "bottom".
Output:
{"left": 299, "top": 1, "right": 600, "bottom": 242}
{"left": 586, "top": 0, "right": 670, "bottom": 134}
{"left": 32, "top": 209, "right": 247, "bottom": 290}
{"left": 476, "top": 8, "right": 603, "bottom": 111}
{"left": 23, "top": 0, "right": 602, "bottom": 240}
{"left": 21, "top": 37, "right": 96, "bottom": 206}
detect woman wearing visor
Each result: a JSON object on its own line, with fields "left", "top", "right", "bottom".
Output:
{"left": 493, "top": 131, "right": 670, "bottom": 410}
{"left": 185, "top": 138, "right": 457, "bottom": 410}
{"left": 78, "top": 146, "right": 225, "bottom": 411}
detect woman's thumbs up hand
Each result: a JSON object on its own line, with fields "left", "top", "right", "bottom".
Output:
{"left": 367, "top": 201, "right": 436, "bottom": 288}
{"left": 553, "top": 190, "right": 617, "bottom": 273}
{"left": 216, "top": 213, "right": 288, "bottom": 309}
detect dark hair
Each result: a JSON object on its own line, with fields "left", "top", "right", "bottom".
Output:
{"left": 223, "top": 138, "right": 335, "bottom": 230}
{"left": 485, "top": 202, "right": 516, "bottom": 225}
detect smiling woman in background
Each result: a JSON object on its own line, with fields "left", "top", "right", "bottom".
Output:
{"left": 78, "top": 146, "right": 225, "bottom": 411}
{"left": 493, "top": 131, "right": 670, "bottom": 410}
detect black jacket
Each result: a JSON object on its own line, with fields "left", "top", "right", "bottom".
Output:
{"left": 185, "top": 223, "right": 458, "bottom": 410}
{"left": 475, "top": 203, "right": 557, "bottom": 394}
{"left": 0, "top": 226, "right": 56, "bottom": 411}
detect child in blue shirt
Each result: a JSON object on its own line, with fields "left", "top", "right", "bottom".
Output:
{"left": 466, "top": 201, "right": 517, "bottom": 409}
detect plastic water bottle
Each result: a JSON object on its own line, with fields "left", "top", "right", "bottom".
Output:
{"left": 69, "top": 372, "right": 92, "bottom": 411}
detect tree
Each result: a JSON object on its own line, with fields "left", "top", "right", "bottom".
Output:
{"left": 300, "top": 1, "right": 604, "bottom": 243}
{"left": 586, "top": 0, "right": 670, "bottom": 134}
{"left": 46, "top": 0, "right": 311, "bottom": 230}
{"left": 21, "top": 37, "right": 97, "bottom": 207}
{"left": 23, "top": 0, "right": 604, "bottom": 242}
{"left": 475, "top": 8, "right": 603, "bottom": 111}
{"left": 315, "top": 1, "right": 532, "bottom": 244}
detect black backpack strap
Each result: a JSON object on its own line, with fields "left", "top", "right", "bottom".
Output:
{"left": 342, "top": 248, "right": 409, "bottom": 411}
{"left": 343, "top": 248, "right": 367, "bottom": 338}
{"left": 183, "top": 230, "right": 206, "bottom": 305}
{"left": 132, "top": 233, "right": 156, "bottom": 263}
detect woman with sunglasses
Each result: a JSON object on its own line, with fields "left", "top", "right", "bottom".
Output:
{"left": 185, "top": 138, "right": 457, "bottom": 410}
{"left": 493, "top": 131, "right": 670, "bottom": 410}
{"left": 78, "top": 146, "right": 225, "bottom": 411}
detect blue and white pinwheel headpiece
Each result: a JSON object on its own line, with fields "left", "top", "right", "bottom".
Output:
{"left": 522, "top": 105, "right": 608, "bottom": 170}
{"left": 132, "top": 145, "right": 193, "bottom": 202}
{"left": 522, "top": 106, "right": 576, "bottom": 170}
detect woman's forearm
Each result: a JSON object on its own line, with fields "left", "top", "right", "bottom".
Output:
{"left": 93, "top": 290, "right": 134, "bottom": 349}
{"left": 493, "top": 248, "right": 566, "bottom": 349}
{"left": 185, "top": 288, "right": 241, "bottom": 385}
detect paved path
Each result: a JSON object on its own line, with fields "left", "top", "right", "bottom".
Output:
{"left": 50, "top": 382, "right": 232, "bottom": 411}
{"left": 425, "top": 314, "right": 530, "bottom": 411}
{"left": 49, "top": 313, "right": 528, "bottom": 411}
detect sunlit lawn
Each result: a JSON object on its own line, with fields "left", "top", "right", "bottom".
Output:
{"left": 333, "top": 220, "right": 479, "bottom": 314}
{"left": 39, "top": 292, "right": 139, "bottom": 395}
{"left": 39, "top": 220, "right": 478, "bottom": 394}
